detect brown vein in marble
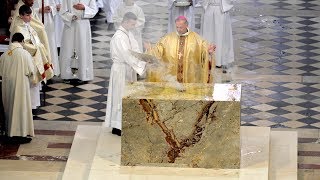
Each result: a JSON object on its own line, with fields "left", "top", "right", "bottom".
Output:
{"left": 139, "top": 99, "right": 182, "bottom": 150}
{"left": 139, "top": 99, "right": 216, "bottom": 165}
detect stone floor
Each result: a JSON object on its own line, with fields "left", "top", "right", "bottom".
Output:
{"left": 0, "top": 0, "right": 320, "bottom": 179}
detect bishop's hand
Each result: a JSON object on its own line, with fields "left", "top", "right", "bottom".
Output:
{"left": 208, "top": 44, "right": 216, "bottom": 55}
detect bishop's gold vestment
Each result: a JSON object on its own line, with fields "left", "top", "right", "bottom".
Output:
{"left": 146, "top": 30, "right": 214, "bottom": 83}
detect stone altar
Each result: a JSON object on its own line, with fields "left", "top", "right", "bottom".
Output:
{"left": 121, "top": 82, "right": 241, "bottom": 169}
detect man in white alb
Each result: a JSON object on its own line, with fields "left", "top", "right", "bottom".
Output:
{"left": 54, "top": 0, "right": 64, "bottom": 50}
{"left": 59, "top": 0, "right": 97, "bottom": 82}
{"left": 105, "top": 12, "right": 148, "bottom": 136}
{"left": 200, "top": 0, "right": 234, "bottom": 71}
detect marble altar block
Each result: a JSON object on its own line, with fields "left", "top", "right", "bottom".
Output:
{"left": 121, "top": 82, "right": 241, "bottom": 169}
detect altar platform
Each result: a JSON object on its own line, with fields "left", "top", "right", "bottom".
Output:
{"left": 62, "top": 82, "right": 297, "bottom": 179}
{"left": 62, "top": 125, "right": 297, "bottom": 180}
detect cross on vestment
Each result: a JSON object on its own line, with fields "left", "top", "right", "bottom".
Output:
{"left": 178, "top": 52, "right": 183, "bottom": 60}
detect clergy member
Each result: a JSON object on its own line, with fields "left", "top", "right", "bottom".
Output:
{"left": 10, "top": 0, "right": 54, "bottom": 72}
{"left": 145, "top": 16, "right": 215, "bottom": 83}
{"left": 103, "top": 0, "right": 123, "bottom": 30}
{"left": 114, "top": 0, "right": 145, "bottom": 51}
{"left": 0, "top": 33, "right": 35, "bottom": 143}
{"left": 168, "top": 0, "right": 196, "bottom": 32}
{"left": 54, "top": 0, "right": 64, "bottom": 51}
{"left": 59, "top": 0, "right": 98, "bottom": 83}
{"left": 33, "top": 0, "right": 60, "bottom": 76}
{"left": 105, "top": 12, "right": 147, "bottom": 136}
{"left": 200, "top": 0, "right": 234, "bottom": 72}
{"left": 11, "top": 5, "right": 54, "bottom": 109}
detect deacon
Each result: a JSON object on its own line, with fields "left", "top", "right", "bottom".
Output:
{"left": 10, "top": 0, "right": 54, "bottom": 72}
{"left": 11, "top": 5, "right": 54, "bottom": 109}
{"left": 145, "top": 16, "right": 215, "bottom": 83}
{"left": 59, "top": 0, "right": 98, "bottom": 83}
{"left": 54, "top": 0, "right": 64, "bottom": 50}
{"left": 33, "top": 0, "right": 60, "bottom": 76}
{"left": 0, "top": 33, "right": 35, "bottom": 143}
{"left": 168, "top": 0, "right": 196, "bottom": 32}
{"left": 114, "top": 0, "right": 145, "bottom": 51}
{"left": 200, "top": 0, "right": 234, "bottom": 71}
{"left": 105, "top": 12, "right": 147, "bottom": 136}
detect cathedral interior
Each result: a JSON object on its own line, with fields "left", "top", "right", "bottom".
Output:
{"left": 0, "top": 0, "right": 320, "bottom": 179}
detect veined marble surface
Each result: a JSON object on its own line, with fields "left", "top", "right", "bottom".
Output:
{"left": 122, "top": 82, "right": 241, "bottom": 169}
{"left": 123, "top": 82, "right": 241, "bottom": 101}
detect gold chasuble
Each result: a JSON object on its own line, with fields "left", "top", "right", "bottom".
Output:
{"left": 146, "top": 30, "right": 214, "bottom": 83}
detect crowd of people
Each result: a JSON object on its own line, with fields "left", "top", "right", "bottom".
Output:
{"left": 0, "top": 0, "right": 235, "bottom": 140}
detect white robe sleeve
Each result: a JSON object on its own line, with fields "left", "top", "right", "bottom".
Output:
{"left": 113, "top": 35, "right": 146, "bottom": 75}
{"left": 49, "top": 0, "right": 58, "bottom": 17}
{"left": 129, "top": 32, "right": 140, "bottom": 53}
{"left": 35, "top": 0, "right": 57, "bottom": 18}
{"left": 83, "top": 0, "right": 98, "bottom": 19}
{"left": 60, "top": 0, "right": 74, "bottom": 27}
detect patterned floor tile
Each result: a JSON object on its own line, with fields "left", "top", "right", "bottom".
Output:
{"left": 37, "top": 113, "right": 65, "bottom": 121}
{"left": 281, "top": 120, "right": 307, "bottom": 128}
{"left": 67, "top": 114, "right": 95, "bottom": 121}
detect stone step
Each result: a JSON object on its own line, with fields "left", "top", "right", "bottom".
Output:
{"left": 62, "top": 125, "right": 101, "bottom": 180}
{"left": 65, "top": 126, "right": 298, "bottom": 179}
{"left": 239, "top": 126, "right": 270, "bottom": 180}
{"left": 0, "top": 160, "right": 65, "bottom": 180}
{"left": 86, "top": 126, "right": 271, "bottom": 179}
{"left": 0, "top": 171, "right": 62, "bottom": 180}
{"left": 269, "top": 130, "right": 298, "bottom": 180}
